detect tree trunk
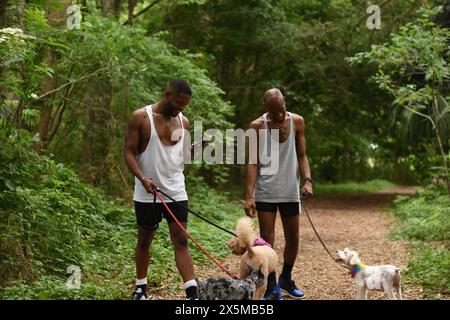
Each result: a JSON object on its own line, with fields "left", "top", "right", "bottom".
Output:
{"left": 127, "top": 0, "right": 137, "bottom": 24}
{"left": 38, "top": 0, "right": 71, "bottom": 149}
{"left": 342, "top": 141, "right": 350, "bottom": 181}
{"left": 113, "top": 0, "right": 122, "bottom": 18}
{"left": 0, "top": 0, "right": 25, "bottom": 28}
{"left": 0, "top": 0, "right": 25, "bottom": 122}
{"left": 81, "top": 79, "right": 113, "bottom": 185}
{"left": 100, "top": 0, "right": 114, "bottom": 17}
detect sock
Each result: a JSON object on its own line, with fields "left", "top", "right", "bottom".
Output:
{"left": 135, "top": 278, "right": 147, "bottom": 292}
{"left": 281, "top": 263, "right": 294, "bottom": 280}
{"left": 184, "top": 279, "right": 198, "bottom": 299}
{"left": 267, "top": 272, "right": 277, "bottom": 290}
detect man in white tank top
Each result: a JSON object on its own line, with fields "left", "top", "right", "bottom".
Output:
{"left": 243, "top": 88, "right": 313, "bottom": 300}
{"left": 124, "top": 79, "right": 198, "bottom": 300}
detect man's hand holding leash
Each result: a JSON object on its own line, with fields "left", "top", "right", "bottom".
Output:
{"left": 300, "top": 177, "right": 313, "bottom": 199}
{"left": 141, "top": 177, "right": 159, "bottom": 194}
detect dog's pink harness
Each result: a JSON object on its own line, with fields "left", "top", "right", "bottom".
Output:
{"left": 253, "top": 237, "right": 272, "bottom": 248}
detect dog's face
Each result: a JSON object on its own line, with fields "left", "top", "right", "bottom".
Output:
{"left": 227, "top": 237, "right": 247, "bottom": 255}
{"left": 336, "top": 248, "right": 361, "bottom": 267}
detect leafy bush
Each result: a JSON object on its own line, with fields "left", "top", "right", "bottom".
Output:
{"left": 0, "top": 124, "right": 243, "bottom": 299}
{"left": 404, "top": 244, "right": 450, "bottom": 298}
{"left": 391, "top": 184, "right": 449, "bottom": 298}
{"left": 0, "top": 124, "right": 135, "bottom": 297}
{"left": 314, "top": 179, "right": 396, "bottom": 195}
{"left": 392, "top": 185, "right": 450, "bottom": 241}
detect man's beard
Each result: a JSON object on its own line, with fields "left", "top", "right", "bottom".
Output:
{"left": 165, "top": 101, "right": 179, "bottom": 117}
{"left": 274, "top": 113, "right": 286, "bottom": 123}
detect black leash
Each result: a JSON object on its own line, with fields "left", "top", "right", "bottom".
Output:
{"left": 300, "top": 192, "right": 349, "bottom": 270}
{"left": 155, "top": 189, "right": 237, "bottom": 237}
{"left": 155, "top": 188, "right": 347, "bottom": 270}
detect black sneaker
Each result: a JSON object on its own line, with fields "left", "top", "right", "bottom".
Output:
{"left": 186, "top": 292, "right": 199, "bottom": 300}
{"left": 133, "top": 287, "right": 148, "bottom": 300}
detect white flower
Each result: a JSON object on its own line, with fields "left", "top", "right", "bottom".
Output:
{"left": 30, "top": 93, "right": 39, "bottom": 99}
{"left": 0, "top": 27, "right": 23, "bottom": 35}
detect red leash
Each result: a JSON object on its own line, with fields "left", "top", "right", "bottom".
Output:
{"left": 154, "top": 190, "right": 238, "bottom": 279}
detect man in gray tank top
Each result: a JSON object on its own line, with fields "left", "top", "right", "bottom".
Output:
{"left": 244, "top": 88, "right": 313, "bottom": 300}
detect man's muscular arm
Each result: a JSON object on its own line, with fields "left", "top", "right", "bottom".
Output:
{"left": 294, "top": 115, "right": 313, "bottom": 197}
{"left": 123, "top": 110, "right": 158, "bottom": 193}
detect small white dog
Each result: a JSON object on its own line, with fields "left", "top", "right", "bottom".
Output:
{"left": 336, "top": 248, "right": 402, "bottom": 300}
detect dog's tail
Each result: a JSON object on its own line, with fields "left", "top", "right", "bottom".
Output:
{"left": 236, "top": 217, "right": 257, "bottom": 257}
{"left": 393, "top": 268, "right": 402, "bottom": 288}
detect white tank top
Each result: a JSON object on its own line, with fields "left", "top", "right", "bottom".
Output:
{"left": 133, "top": 105, "right": 188, "bottom": 203}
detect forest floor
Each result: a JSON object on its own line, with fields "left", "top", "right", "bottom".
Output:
{"left": 149, "top": 186, "right": 426, "bottom": 300}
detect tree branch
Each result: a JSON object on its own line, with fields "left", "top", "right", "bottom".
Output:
{"left": 402, "top": 102, "right": 436, "bottom": 129}
{"left": 35, "top": 68, "right": 104, "bottom": 101}
{"left": 123, "top": 0, "right": 162, "bottom": 25}
{"left": 47, "top": 82, "right": 75, "bottom": 143}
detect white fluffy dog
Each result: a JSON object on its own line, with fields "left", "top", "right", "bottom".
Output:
{"left": 336, "top": 248, "right": 403, "bottom": 300}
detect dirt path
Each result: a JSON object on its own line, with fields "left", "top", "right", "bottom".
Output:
{"left": 150, "top": 187, "right": 424, "bottom": 300}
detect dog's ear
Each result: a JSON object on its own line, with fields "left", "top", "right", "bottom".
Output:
{"left": 349, "top": 251, "right": 361, "bottom": 265}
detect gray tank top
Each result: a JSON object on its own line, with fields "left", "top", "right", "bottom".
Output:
{"left": 254, "top": 112, "right": 300, "bottom": 203}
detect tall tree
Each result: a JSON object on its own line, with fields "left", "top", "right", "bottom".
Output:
{"left": 0, "top": 0, "right": 25, "bottom": 28}
{"left": 38, "top": 0, "right": 72, "bottom": 149}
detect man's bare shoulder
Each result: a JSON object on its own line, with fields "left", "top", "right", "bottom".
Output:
{"left": 290, "top": 112, "right": 304, "bottom": 121}
{"left": 132, "top": 107, "right": 148, "bottom": 118}
{"left": 290, "top": 113, "right": 305, "bottom": 130}
{"left": 249, "top": 116, "right": 265, "bottom": 130}
{"left": 128, "top": 107, "right": 148, "bottom": 128}
{"left": 182, "top": 114, "right": 190, "bottom": 126}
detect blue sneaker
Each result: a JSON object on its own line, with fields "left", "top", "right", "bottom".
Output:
{"left": 278, "top": 276, "right": 305, "bottom": 299}
{"left": 262, "top": 286, "right": 282, "bottom": 300}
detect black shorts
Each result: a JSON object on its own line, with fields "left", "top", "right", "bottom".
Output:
{"left": 255, "top": 202, "right": 300, "bottom": 216}
{"left": 135, "top": 200, "right": 188, "bottom": 230}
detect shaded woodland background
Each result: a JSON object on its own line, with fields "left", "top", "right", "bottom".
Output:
{"left": 0, "top": 0, "right": 448, "bottom": 299}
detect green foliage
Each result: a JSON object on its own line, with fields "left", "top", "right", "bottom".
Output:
{"left": 314, "top": 179, "right": 396, "bottom": 195}
{"left": 1, "top": 6, "right": 235, "bottom": 195}
{"left": 404, "top": 244, "right": 450, "bottom": 298}
{"left": 391, "top": 184, "right": 449, "bottom": 298}
{"left": 348, "top": 7, "right": 450, "bottom": 186}
{"left": 0, "top": 123, "right": 135, "bottom": 294}
{"left": 0, "top": 122, "right": 243, "bottom": 299}
{"left": 185, "top": 175, "right": 244, "bottom": 261}
{"left": 392, "top": 185, "right": 450, "bottom": 241}
{"left": 2, "top": 0, "right": 449, "bottom": 300}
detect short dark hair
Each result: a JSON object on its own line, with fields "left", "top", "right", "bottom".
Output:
{"left": 169, "top": 79, "right": 192, "bottom": 96}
